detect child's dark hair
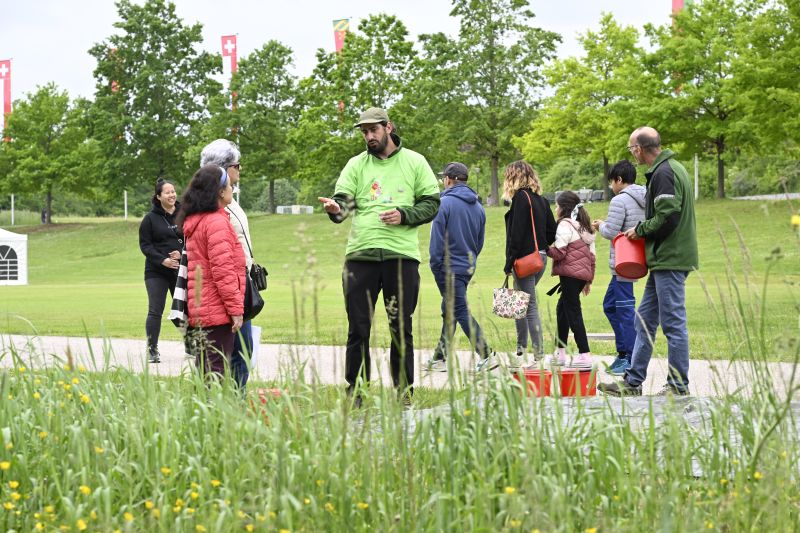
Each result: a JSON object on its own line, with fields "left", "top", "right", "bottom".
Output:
{"left": 556, "top": 191, "right": 594, "bottom": 234}
{"left": 607, "top": 160, "right": 637, "bottom": 185}
{"left": 152, "top": 178, "right": 175, "bottom": 206}
{"left": 176, "top": 165, "right": 228, "bottom": 230}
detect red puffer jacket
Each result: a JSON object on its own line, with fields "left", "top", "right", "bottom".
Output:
{"left": 547, "top": 219, "right": 596, "bottom": 282}
{"left": 183, "top": 208, "right": 246, "bottom": 327}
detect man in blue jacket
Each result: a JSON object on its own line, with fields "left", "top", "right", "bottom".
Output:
{"left": 426, "top": 162, "right": 492, "bottom": 372}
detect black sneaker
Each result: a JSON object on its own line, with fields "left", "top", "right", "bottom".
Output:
{"left": 655, "top": 384, "right": 690, "bottom": 397}
{"left": 598, "top": 380, "right": 642, "bottom": 396}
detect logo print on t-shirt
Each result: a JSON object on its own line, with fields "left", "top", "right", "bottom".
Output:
{"left": 370, "top": 181, "right": 382, "bottom": 201}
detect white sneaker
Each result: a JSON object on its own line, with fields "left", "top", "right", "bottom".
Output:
{"left": 427, "top": 359, "right": 448, "bottom": 372}
{"left": 569, "top": 353, "right": 593, "bottom": 370}
{"left": 546, "top": 348, "right": 568, "bottom": 366}
{"left": 475, "top": 353, "right": 500, "bottom": 372}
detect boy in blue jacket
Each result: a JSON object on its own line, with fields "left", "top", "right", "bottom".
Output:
{"left": 426, "top": 162, "right": 492, "bottom": 372}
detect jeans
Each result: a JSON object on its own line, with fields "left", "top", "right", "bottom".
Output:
{"left": 432, "top": 272, "right": 490, "bottom": 360}
{"left": 343, "top": 259, "right": 420, "bottom": 390}
{"left": 602, "top": 276, "right": 636, "bottom": 357}
{"left": 231, "top": 320, "right": 253, "bottom": 389}
{"left": 144, "top": 274, "right": 176, "bottom": 355}
{"left": 624, "top": 270, "right": 690, "bottom": 391}
{"left": 556, "top": 276, "right": 590, "bottom": 353}
{"left": 512, "top": 252, "right": 547, "bottom": 356}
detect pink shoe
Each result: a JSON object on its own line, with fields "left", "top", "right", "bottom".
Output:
{"left": 548, "top": 348, "right": 568, "bottom": 366}
{"left": 570, "top": 353, "right": 593, "bottom": 370}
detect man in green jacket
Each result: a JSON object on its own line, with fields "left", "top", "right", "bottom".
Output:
{"left": 319, "top": 107, "right": 440, "bottom": 407}
{"left": 599, "top": 126, "right": 698, "bottom": 397}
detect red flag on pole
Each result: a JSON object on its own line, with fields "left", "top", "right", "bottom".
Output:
{"left": 672, "top": 0, "right": 684, "bottom": 12}
{"left": 0, "top": 59, "right": 11, "bottom": 139}
{"left": 221, "top": 35, "right": 238, "bottom": 72}
{"left": 333, "top": 19, "right": 349, "bottom": 53}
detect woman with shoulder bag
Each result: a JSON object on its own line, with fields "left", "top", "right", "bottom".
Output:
{"left": 138, "top": 178, "right": 182, "bottom": 364}
{"left": 177, "top": 164, "right": 246, "bottom": 380}
{"left": 503, "top": 161, "right": 557, "bottom": 364}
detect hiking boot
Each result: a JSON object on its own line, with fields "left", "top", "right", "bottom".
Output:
{"left": 475, "top": 353, "right": 500, "bottom": 372}
{"left": 655, "top": 384, "right": 690, "bottom": 397}
{"left": 569, "top": 353, "right": 593, "bottom": 370}
{"left": 606, "top": 356, "right": 631, "bottom": 376}
{"left": 598, "top": 380, "right": 642, "bottom": 397}
{"left": 148, "top": 349, "right": 161, "bottom": 364}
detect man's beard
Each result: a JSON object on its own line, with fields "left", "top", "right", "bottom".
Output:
{"left": 367, "top": 132, "right": 389, "bottom": 155}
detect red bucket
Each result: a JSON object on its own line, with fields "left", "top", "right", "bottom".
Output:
{"left": 512, "top": 368, "right": 552, "bottom": 397}
{"left": 613, "top": 233, "right": 648, "bottom": 279}
{"left": 256, "top": 388, "right": 282, "bottom": 404}
{"left": 556, "top": 368, "right": 597, "bottom": 397}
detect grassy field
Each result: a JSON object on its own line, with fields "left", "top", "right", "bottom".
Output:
{"left": 1, "top": 200, "right": 799, "bottom": 360}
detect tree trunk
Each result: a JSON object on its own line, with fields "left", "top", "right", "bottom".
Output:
{"left": 269, "top": 179, "right": 276, "bottom": 214}
{"left": 716, "top": 136, "right": 726, "bottom": 199}
{"left": 602, "top": 154, "right": 611, "bottom": 200}
{"left": 46, "top": 189, "right": 53, "bottom": 224}
{"left": 490, "top": 155, "right": 499, "bottom": 206}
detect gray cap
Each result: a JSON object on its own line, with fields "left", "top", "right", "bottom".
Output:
{"left": 439, "top": 162, "right": 469, "bottom": 181}
{"left": 354, "top": 107, "right": 390, "bottom": 128}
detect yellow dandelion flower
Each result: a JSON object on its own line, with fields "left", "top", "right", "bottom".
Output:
{"left": 173, "top": 506, "right": 182, "bottom": 514}
{"left": 3, "top": 502, "right": 15, "bottom": 510}
{"left": 191, "top": 491, "right": 199, "bottom": 500}
{"left": 151, "top": 509, "right": 161, "bottom": 518}
{"left": 63, "top": 384, "right": 71, "bottom": 391}
{"left": 39, "top": 431, "right": 48, "bottom": 439}
{"left": 175, "top": 498, "right": 185, "bottom": 507}
{"left": 504, "top": 486, "right": 516, "bottom": 495}
{"left": 33, "top": 392, "right": 41, "bottom": 400}
{"left": 8, "top": 481, "right": 19, "bottom": 489}
{"left": 304, "top": 498, "right": 311, "bottom": 505}
{"left": 6, "top": 395, "right": 12, "bottom": 400}
{"left": 324, "top": 502, "right": 334, "bottom": 512}
{"left": 124, "top": 512, "right": 134, "bottom": 522}
{"left": 35, "top": 523, "right": 45, "bottom": 531}
{"left": 586, "top": 529, "right": 597, "bottom": 533}
{"left": 509, "top": 519, "right": 521, "bottom": 527}
{"left": 34, "top": 378, "right": 41, "bottom": 384}
{"left": 80, "top": 394, "right": 90, "bottom": 404}
{"left": 114, "top": 530, "right": 122, "bottom": 533}
{"left": 237, "top": 510, "right": 247, "bottom": 518}
{"left": 225, "top": 499, "right": 231, "bottom": 505}
{"left": 145, "top": 501, "right": 154, "bottom": 509}
{"left": 279, "top": 529, "right": 290, "bottom": 533}
{"left": 357, "top": 502, "right": 369, "bottom": 510}
{"left": 78, "top": 365, "right": 86, "bottom": 372}
{"left": 186, "top": 507, "right": 195, "bottom": 514}
{"left": 4, "top": 443, "right": 12, "bottom": 450}
{"left": 79, "top": 485, "right": 91, "bottom": 495}
{"left": 90, "top": 511, "right": 97, "bottom": 520}
{"left": 754, "top": 471, "right": 763, "bottom": 480}
{"left": 0, "top": 461, "right": 10, "bottom": 470}
{"left": 612, "top": 495, "right": 620, "bottom": 501}
{"left": 160, "top": 467, "right": 171, "bottom": 476}
{"left": 720, "top": 478, "right": 728, "bottom": 485}
{"left": 45, "top": 505, "right": 55, "bottom": 513}
{"left": 195, "top": 526, "right": 206, "bottom": 532}
{"left": 210, "top": 479, "right": 221, "bottom": 487}
{"left": 705, "top": 521, "right": 714, "bottom": 529}
{"left": 463, "top": 409, "right": 472, "bottom": 416}
{"left": 266, "top": 512, "right": 275, "bottom": 520}
{"left": 94, "top": 447, "right": 104, "bottom": 454}
{"left": 18, "top": 366, "right": 26, "bottom": 373}
{"left": 245, "top": 525, "right": 254, "bottom": 532}
{"left": 191, "top": 482, "right": 200, "bottom": 489}
{"left": 72, "top": 377, "right": 79, "bottom": 384}
{"left": 315, "top": 479, "right": 323, "bottom": 487}
{"left": 76, "top": 518, "right": 87, "bottom": 530}
{"left": 10, "top": 492, "right": 20, "bottom": 501}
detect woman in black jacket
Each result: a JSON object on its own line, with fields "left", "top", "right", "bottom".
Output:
{"left": 503, "top": 161, "right": 557, "bottom": 364}
{"left": 139, "top": 179, "right": 183, "bottom": 363}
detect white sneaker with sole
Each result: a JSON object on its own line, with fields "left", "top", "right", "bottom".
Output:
{"left": 475, "top": 353, "right": 500, "bottom": 372}
{"left": 569, "top": 353, "right": 593, "bottom": 370}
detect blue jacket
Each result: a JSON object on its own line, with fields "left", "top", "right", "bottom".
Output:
{"left": 429, "top": 184, "right": 485, "bottom": 276}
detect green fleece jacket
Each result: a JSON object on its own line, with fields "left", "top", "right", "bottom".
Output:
{"left": 328, "top": 134, "right": 440, "bottom": 262}
{"left": 634, "top": 149, "right": 699, "bottom": 271}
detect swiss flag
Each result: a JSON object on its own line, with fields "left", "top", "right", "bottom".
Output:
{"left": 0, "top": 60, "right": 10, "bottom": 79}
{"left": 221, "top": 35, "right": 237, "bottom": 73}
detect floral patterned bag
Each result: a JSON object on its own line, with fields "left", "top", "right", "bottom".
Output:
{"left": 492, "top": 276, "right": 531, "bottom": 319}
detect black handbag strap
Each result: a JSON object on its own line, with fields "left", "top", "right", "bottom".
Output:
{"left": 226, "top": 207, "right": 254, "bottom": 260}
{"left": 521, "top": 190, "right": 540, "bottom": 253}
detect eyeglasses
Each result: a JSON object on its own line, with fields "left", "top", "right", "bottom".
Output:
{"left": 627, "top": 145, "right": 639, "bottom": 152}
{"left": 227, "top": 163, "right": 241, "bottom": 170}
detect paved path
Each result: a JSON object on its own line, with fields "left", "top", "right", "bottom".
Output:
{"left": 730, "top": 192, "right": 800, "bottom": 201}
{"left": 2, "top": 334, "right": 798, "bottom": 397}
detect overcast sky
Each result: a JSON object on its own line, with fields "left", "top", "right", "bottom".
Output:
{"left": 3, "top": 0, "right": 674, "bottom": 101}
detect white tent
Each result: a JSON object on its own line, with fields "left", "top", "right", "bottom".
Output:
{"left": 0, "top": 228, "right": 28, "bottom": 285}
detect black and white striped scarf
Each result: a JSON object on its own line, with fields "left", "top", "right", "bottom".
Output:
{"left": 168, "top": 247, "right": 188, "bottom": 327}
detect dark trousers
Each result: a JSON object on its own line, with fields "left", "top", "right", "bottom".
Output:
{"left": 231, "top": 320, "right": 253, "bottom": 389}
{"left": 343, "top": 259, "right": 420, "bottom": 389}
{"left": 602, "top": 276, "right": 636, "bottom": 357}
{"left": 187, "top": 324, "right": 235, "bottom": 379}
{"left": 556, "top": 276, "right": 590, "bottom": 353}
{"left": 433, "top": 272, "right": 490, "bottom": 359}
{"left": 144, "top": 275, "right": 176, "bottom": 355}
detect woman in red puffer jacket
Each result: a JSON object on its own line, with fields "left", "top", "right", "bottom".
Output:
{"left": 176, "top": 164, "right": 246, "bottom": 378}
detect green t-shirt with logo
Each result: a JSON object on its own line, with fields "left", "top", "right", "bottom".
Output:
{"left": 334, "top": 147, "right": 439, "bottom": 262}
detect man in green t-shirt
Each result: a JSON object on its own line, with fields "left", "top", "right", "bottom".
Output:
{"left": 319, "top": 107, "right": 440, "bottom": 407}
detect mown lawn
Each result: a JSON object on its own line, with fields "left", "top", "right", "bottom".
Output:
{"left": 1, "top": 200, "right": 798, "bottom": 360}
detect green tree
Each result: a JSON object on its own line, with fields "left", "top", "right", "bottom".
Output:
{"left": 516, "top": 14, "right": 645, "bottom": 195}
{"left": 447, "top": 0, "right": 560, "bottom": 204}
{"left": 88, "top": 0, "right": 221, "bottom": 192}
{"left": 643, "top": 0, "right": 756, "bottom": 198}
{"left": 0, "top": 84, "right": 100, "bottom": 223}
{"left": 230, "top": 41, "right": 298, "bottom": 213}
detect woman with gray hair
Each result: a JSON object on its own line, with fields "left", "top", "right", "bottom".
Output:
{"left": 200, "top": 139, "right": 254, "bottom": 389}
